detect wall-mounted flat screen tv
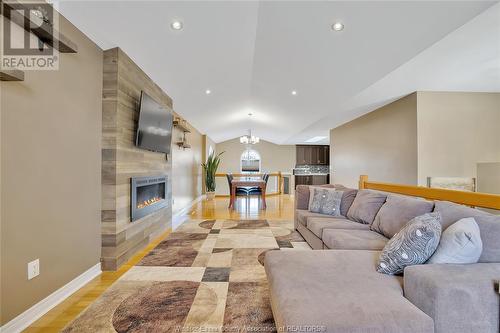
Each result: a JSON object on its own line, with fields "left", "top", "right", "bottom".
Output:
{"left": 135, "top": 91, "right": 173, "bottom": 154}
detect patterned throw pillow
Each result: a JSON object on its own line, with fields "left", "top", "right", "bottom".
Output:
{"left": 377, "top": 212, "right": 442, "bottom": 275}
{"left": 309, "top": 188, "right": 343, "bottom": 216}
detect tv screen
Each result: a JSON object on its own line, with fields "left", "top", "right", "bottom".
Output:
{"left": 135, "top": 91, "right": 173, "bottom": 154}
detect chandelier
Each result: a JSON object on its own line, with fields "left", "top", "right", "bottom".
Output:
{"left": 240, "top": 129, "right": 260, "bottom": 145}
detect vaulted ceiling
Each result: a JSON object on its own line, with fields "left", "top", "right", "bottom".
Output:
{"left": 57, "top": 1, "right": 500, "bottom": 144}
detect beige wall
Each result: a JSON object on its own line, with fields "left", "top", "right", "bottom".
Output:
{"left": 477, "top": 162, "right": 500, "bottom": 215}
{"left": 329, "top": 92, "right": 500, "bottom": 189}
{"left": 171, "top": 119, "right": 203, "bottom": 213}
{"left": 216, "top": 138, "right": 295, "bottom": 174}
{"left": 417, "top": 92, "right": 500, "bottom": 186}
{"left": 215, "top": 138, "right": 295, "bottom": 195}
{"left": 203, "top": 135, "right": 217, "bottom": 162}
{"left": 330, "top": 93, "right": 418, "bottom": 188}
{"left": 477, "top": 162, "right": 500, "bottom": 195}
{"left": 0, "top": 15, "right": 103, "bottom": 324}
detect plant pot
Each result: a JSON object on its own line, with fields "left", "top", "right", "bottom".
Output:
{"left": 206, "top": 191, "right": 216, "bottom": 200}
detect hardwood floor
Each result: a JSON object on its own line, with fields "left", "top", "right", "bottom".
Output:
{"left": 189, "top": 194, "right": 294, "bottom": 220}
{"left": 24, "top": 194, "right": 294, "bottom": 332}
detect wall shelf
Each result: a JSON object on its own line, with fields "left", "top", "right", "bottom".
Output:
{"left": 0, "top": 70, "right": 25, "bottom": 81}
{"left": 173, "top": 120, "right": 191, "bottom": 133}
{"left": 2, "top": 1, "right": 78, "bottom": 53}
{"left": 176, "top": 141, "right": 191, "bottom": 149}
{"left": 174, "top": 117, "right": 191, "bottom": 149}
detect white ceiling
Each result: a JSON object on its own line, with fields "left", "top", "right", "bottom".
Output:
{"left": 56, "top": 1, "right": 500, "bottom": 144}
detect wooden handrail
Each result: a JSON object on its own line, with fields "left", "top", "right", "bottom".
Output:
{"left": 359, "top": 175, "right": 500, "bottom": 210}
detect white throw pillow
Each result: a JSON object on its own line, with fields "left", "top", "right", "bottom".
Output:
{"left": 427, "top": 217, "right": 482, "bottom": 264}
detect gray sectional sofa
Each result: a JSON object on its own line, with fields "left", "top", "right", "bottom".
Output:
{"left": 265, "top": 184, "right": 500, "bottom": 333}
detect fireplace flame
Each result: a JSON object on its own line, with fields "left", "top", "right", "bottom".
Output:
{"left": 137, "top": 196, "right": 162, "bottom": 209}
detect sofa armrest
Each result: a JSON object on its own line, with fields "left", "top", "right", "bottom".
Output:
{"left": 404, "top": 263, "right": 500, "bottom": 333}
{"left": 294, "top": 185, "right": 311, "bottom": 210}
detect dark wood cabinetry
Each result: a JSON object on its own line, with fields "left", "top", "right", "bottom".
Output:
{"left": 296, "top": 145, "right": 329, "bottom": 165}
{"left": 295, "top": 174, "right": 330, "bottom": 188}
{"left": 295, "top": 175, "right": 312, "bottom": 187}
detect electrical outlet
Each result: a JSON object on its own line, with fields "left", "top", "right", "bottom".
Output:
{"left": 28, "top": 259, "right": 40, "bottom": 280}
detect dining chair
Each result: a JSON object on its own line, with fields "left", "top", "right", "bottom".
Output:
{"left": 226, "top": 173, "right": 249, "bottom": 196}
{"left": 247, "top": 173, "right": 269, "bottom": 195}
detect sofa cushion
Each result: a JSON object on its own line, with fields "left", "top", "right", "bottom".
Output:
{"left": 295, "top": 209, "right": 344, "bottom": 227}
{"left": 434, "top": 201, "right": 500, "bottom": 263}
{"left": 307, "top": 217, "right": 370, "bottom": 238}
{"left": 296, "top": 223, "right": 324, "bottom": 250}
{"left": 378, "top": 213, "right": 442, "bottom": 275}
{"left": 309, "top": 187, "right": 343, "bottom": 216}
{"left": 336, "top": 186, "right": 358, "bottom": 216}
{"left": 434, "top": 200, "right": 492, "bottom": 229}
{"left": 428, "top": 217, "right": 482, "bottom": 264}
{"left": 346, "top": 189, "right": 387, "bottom": 225}
{"left": 307, "top": 185, "right": 357, "bottom": 216}
{"left": 322, "top": 229, "right": 388, "bottom": 250}
{"left": 265, "top": 250, "right": 434, "bottom": 333}
{"left": 295, "top": 185, "right": 312, "bottom": 210}
{"left": 404, "top": 263, "right": 500, "bottom": 333}
{"left": 372, "top": 194, "right": 434, "bottom": 238}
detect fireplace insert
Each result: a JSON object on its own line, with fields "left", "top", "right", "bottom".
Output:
{"left": 130, "top": 175, "right": 168, "bottom": 222}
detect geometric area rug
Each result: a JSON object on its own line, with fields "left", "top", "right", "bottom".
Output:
{"left": 63, "top": 219, "right": 310, "bottom": 333}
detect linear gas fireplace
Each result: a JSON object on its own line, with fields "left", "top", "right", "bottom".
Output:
{"left": 131, "top": 175, "right": 168, "bottom": 222}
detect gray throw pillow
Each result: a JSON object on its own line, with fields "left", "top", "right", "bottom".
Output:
{"left": 334, "top": 186, "right": 358, "bottom": 216}
{"left": 308, "top": 185, "right": 336, "bottom": 210}
{"left": 377, "top": 212, "right": 442, "bottom": 275}
{"left": 309, "top": 188, "right": 343, "bottom": 216}
{"left": 306, "top": 185, "right": 356, "bottom": 216}
{"left": 434, "top": 200, "right": 500, "bottom": 262}
{"left": 372, "top": 194, "right": 434, "bottom": 238}
{"left": 427, "top": 217, "right": 482, "bottom": 264}
{"left": 346, "top": 190, "right": 387, "bottom": 224}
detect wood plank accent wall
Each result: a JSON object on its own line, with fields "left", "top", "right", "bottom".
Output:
{"left": 101, "top": 47, "right": 172, "bottom": 271}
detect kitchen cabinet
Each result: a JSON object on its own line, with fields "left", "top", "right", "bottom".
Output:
{"left": 318, "top": 146, "right": 329, "bottom": 165}
{"left": 294, "top": 174, "right": 330, "bottom": 189}
{"left": 312, "top": 175, "right": 329, "bottom": 185}
{"left": 295, "top": 175, "right": 312, "bottom": 187}
{"left": 296, "top": 146, "right": 306, "bottom": 165}
{"left": 296, "top": 145, "right": 329, "bottom": 165}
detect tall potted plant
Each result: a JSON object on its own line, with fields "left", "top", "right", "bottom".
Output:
{"left": 202, "top": 151, "right": 224, "bottom": 200}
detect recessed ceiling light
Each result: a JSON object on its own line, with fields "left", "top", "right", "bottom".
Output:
{"left": 205, "top": 89, "right": 211, "bottom": 95}
{"left": 332, "top": 22, "right": 344, "bottom": 31}
{"left": 171, "top": 20, "right": 183, "bottom": 30}
{"left": 291, "top": 90, "right": 297, "bottom": 95}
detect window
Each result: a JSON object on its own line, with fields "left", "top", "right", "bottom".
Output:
{"left": 208, "top": 145, "right": 214, "bottom": 159}
{"left": 241, "top": 149, "right": 261, "bottom": 173}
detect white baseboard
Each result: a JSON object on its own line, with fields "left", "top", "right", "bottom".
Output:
{"left": 0, "top": 263, "right": 101, "bottom": 333}
{"left": 172, "top": 195, "right": 205, "bottom": 230}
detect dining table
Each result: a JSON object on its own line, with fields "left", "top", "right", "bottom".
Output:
{"left": 229, "top": 177, "right": 267, "bottom": 209}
